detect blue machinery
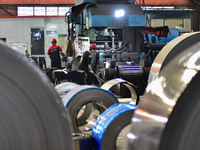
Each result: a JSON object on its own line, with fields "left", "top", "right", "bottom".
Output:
{"left": 64, "top": 0, "right": 195, "bottom": 94}
{"left": 65, "top": 0, "right": 165, "bottom": 94}
{"left": 71, "top": 0, "right": 146, "bottom": 46}
{"left": 75, "top": 0, "right": 145, "bottom": 28}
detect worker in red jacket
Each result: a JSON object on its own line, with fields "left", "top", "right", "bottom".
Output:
{"left": 48, "top": 38, "right": 65, "bottom": 69}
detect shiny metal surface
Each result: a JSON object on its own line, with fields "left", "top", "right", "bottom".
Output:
{"left": 148, "top": 32, "right": 200, "bottom": 84}
{"left": 101, "top": 78, "right": 139, "bottom": 104}
{"left": 56, "top": 83, "right": 95, "bottom": 128}
{"left": 62, "top": 85, "right": 119, "bottom": 133}
{"left": 0, "top": 41, "right": 74, "bottom": 150}
{"left": 92, "top": 103, "right": 137, "bottom": 150}
{"left": 128, "top": 42, "right": 200, "bottom": 150}
{"left": 55, "top": 82, "right": 80, "bottom": 97}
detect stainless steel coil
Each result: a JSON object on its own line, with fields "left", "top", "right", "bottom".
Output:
{"left": 0, "top": 41, "right": 74, "bottom": 150}
{"left": 148, "top": 32, "right": 200, "bottom": 84}
{"left": 128, "top": 37, "right": 200, "bottom": 150}
{"left": 101, "top": 78, "right": 139, "bottom": 104}
{"left": 62, "top": 85, "right": 119, "bottom": 133}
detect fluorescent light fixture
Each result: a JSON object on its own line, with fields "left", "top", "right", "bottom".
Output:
{"left": 115, "top": 9, "right": 125, "bottom": 17}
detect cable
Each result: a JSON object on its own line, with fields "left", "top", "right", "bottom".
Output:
{"left": 192, "top": 0, "right": 200, "bottom": 4}
{"left": 142, "top": 0, "right": 151, "bottom": 27}
{"left": 0, "top": 6, "right": 15, "bottom": 16}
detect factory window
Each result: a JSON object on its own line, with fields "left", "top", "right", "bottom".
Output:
{"left": 18, "top": 7, "right": 34, "bottom": 16}
{"left": 17, "top": 6, "right": 71, "bottom": 16}
{"left": 46, "top": 7, "right": 58, "bottom": 16}
{"left": 58, "top": 7, "right": 70, "bottom": 16}
{"left": 34, "top": 7, "right": 46, "bottom": 16}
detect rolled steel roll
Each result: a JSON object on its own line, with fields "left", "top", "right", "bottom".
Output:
{"left": 148, "top": 32, "right": 200, "bottom": 84}
{"left": 92, "top": 103, "right": 137, "bottom": 150}
{"left": 118, "top": 65, "right": 143, "bottom": 75}
{"left": 101, "top": 68, "right": 110, "bottom": 81}
{"left": 101, "top": 78, "right": 139, "bottom": 105}
{"left": 62, "top": 85, "right": 119, "bottom": 133}
{"left": 100, "top": 68, "right": 118, "bottom": 81}
{"left": 55, "top": 82, "right": 80, "bottom": 96}
{"left": 55, "top": 82, "right": 92, "bottom": 127}
{"left": 0, "top": 41, "right": 74, "bottom": 150}
{"left": 73, "top": 133, "right": 94, "bottom": 150}
{"left": 117, "top": 65, "right": 144, "bottom": 81}
{"left": 128, "top": 40, "right": 200, "bottom": 150}
{"left": 105, "top": 60, "right": 116, "bottom": 68}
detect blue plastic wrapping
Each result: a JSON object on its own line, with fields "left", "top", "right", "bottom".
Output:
{"left": 92, "top": 103, "right": 137, "bottom": 150}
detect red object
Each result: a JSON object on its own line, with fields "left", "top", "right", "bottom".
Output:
{"left": 51, "top": 38, "right": 57, "bottom": 43}
{"left": 90, "top": 43, "right": 97, "bottom": 49}
{"left": 47, "top": 44, "right": 62, "bottom": 54}
{"left": 142, "top": 26, "right": 170, "bottom": 37}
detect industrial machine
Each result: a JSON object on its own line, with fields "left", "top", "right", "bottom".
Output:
{"left": 63, "top": 0, "right": 175, "bottom": 95}
{"left": 74, "top": 36, "right": 90, "bottom": 56}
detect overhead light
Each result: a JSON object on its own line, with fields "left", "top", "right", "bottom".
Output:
{"left": 115, "top": 9, "right": 125, "bottom": 17}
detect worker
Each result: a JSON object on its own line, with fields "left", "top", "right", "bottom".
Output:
{"left": 78, "top": 43, "right": 97, "bottom": 84}
{"left": 48, "top": 38, "right": 65, "bottom": 69}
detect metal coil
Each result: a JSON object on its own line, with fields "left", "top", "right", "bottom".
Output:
{"left": 55, "top": 82, "right": 80, "bottom": 97}
{"left": 101, "top": 78, "right": 139, "bottom": 104}
{"left": 148, "top": 32, "right": 200, "bottom": 84}
{"left": 0, "top": 41, "right": 74, "bottom": 150}
{"left": 118, "top": 65, "right": 143, "bottom": 75}
{"left": 55, "top": 82, "right": 92, "bottom": 126}
{"left": 128, "top": 36, "right": 200, "bottom": 150}
{"left": 62, "top": 85, "right": 119, "bottom": 133}
{"left": 92, "top": 103, "right": 137, "bottom": 150}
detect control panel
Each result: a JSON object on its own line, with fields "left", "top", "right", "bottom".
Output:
{"left": 74, "top": 36, "right": 90, "bottom": 56}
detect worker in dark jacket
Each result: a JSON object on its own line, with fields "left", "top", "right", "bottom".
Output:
{"left": 48, "top": 38, "right": 65, "bottom": 69}
{"left": 78, "top": 43, "right": 97, "bottom": 84}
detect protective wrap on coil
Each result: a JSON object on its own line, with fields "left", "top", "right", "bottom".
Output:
{"left": 0, "top": 41, "right": 74, "bottom": 150}
{"left": 148, "top": 32, "right": 200, "bottom": 84}
{"left": 128, "top": 33, "right": 200, "bottom": 150}
{"left": 62, "top": 85, "right": 119, "bottom": 133}
{"left": 92, "top": 103, "right": 137, "bottom": 150}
